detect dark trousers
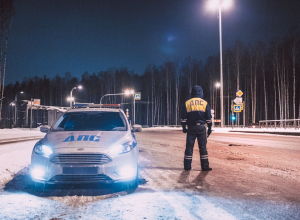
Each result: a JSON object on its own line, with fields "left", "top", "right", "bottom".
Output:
{"left": 184, "top": 125, "right": 209, "bottom": 170}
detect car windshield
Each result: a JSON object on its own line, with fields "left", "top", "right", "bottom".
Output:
{"left": 52, "top": 111, "right": 127, "bottom": 131}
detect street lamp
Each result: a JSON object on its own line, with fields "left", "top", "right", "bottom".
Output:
{"left": 99, "top": 90, "right": 136, "bottom": 124}
{"left": 207, "top": 0, "right": 233, "bottom": 127}
{"left": 69, "top": 85, "right": 83, "bottom": 108}
{"left": 9, "top": 102, "right": 15, "bottom": 129}
{"left": 100, "top": 93, "right": 125, "bottom": 105}
{"left": 214, "top": 82, "right": 220, "bottom": 120}
{"left": 14, "top": 91, "right": 24, "bottom": 126}
{"left": 124, "top": 89, "right": 135, "bottom": 125}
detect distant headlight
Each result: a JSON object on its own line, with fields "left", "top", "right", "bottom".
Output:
{"left": 109, "top": 141, "right": 136, "bottom": 155}
{"left": 34, "top": 141, "right": 53, "bottom": 158}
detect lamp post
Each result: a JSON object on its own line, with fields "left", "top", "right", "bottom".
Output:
{"left": 100, "top": 93, "right": 126, "bottom": 105}
{"left": 9, "top": 102, "right": 15, "bottom": 129}
{"left": 215, "top": 82, "right": 220, "bottom": 120}
{"left": 124, "top": 89, "right": 135, "bottom": 125}
{"left": 69, "top": 85, "right": 82, "bottom": 108}
{"left": 207, "top": 0, "right": 233, "bottom": 127}
{"left": 99, "top": 90, "right": 135, "bottom": 123}
{"left": 14, "top": 91, "right": 24, "bottom": 126}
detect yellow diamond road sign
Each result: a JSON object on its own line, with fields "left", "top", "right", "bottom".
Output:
{"left": 236, "top": 90, "right": 243, "bottom": 97}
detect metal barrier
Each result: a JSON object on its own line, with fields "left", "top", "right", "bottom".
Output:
{"left": 259, "top": 119, "right": 300, "bottom": 130}
{"left": 152, "top": 125, "right": 181, "bottom": 128}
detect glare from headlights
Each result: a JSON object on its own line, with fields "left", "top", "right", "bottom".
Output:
{"left": 117, "top": 165, "right": 137, "bottom": 178}
{"left": 34, "top": 142, "right": 53, "bottom": 157}
{"left": 109, "top": 141, "right": 134, "bottom": 155}
{"left": 31, "top": 167, "right": 46, "bottom": 180}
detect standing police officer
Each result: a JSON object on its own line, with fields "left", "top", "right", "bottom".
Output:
{"left": 181, "top": 85, "right": 212, "bottom": 171}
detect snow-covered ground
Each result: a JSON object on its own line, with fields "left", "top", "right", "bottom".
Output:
{"left": 0, "top": 129, "right": 44, "bottom": 186}
{"left": 0, "top": 128, "right": 45, "bottom": 140}
{"left": 0, "top": 128, "right": 300, "bottom": 219}
{"left": 1, "top": 126, "right": 300, "bottom": 141}
{"left": 146, "top": 126, "right": 300, "bottom": 133}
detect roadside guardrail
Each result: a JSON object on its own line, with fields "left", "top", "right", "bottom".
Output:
{"left": 259, "top": 119, "right": 300, "bottom": 130}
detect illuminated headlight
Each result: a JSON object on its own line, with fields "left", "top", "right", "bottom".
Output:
{"left": 109, "top": 141, "right": 136, "bottom": 155}
{"left": 34, "top": 141, "right": 53, "bottom": 158}
{"left": 118, "top": 165, "right": 137, "bottom": 178}
{"left": 114, "top": 165, "right": 137, "bottom": 179}
{"left": 31, "top": 167, "right": 47, "bottom": 180}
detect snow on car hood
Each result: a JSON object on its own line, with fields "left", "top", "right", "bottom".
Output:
{"left": 41, "top": 130, "right": 132, "bottom": 151}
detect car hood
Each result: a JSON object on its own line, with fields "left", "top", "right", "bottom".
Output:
{"left": 41, "top": 131, "right": 132, "bottom": 152}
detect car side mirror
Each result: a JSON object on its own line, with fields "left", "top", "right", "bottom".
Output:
{"left": 40, "top": 125, "right": 51, "bottom": 133}
{"left": 132, "top": 124, "right": 142, "bottom": 132}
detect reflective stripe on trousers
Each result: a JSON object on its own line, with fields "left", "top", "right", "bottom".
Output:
{"left": 184, "top": 125, "right": 210, "bottom": 170}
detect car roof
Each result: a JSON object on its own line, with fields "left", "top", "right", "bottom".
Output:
{"left": 67, "top": 108, "right": 122, "bottom": 113}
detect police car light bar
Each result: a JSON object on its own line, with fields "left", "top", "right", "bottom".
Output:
{"left": 73, "top": 103, "right": 121, "bottom": 108}
{"left": 100, "top": 104, "right": 121, "bottom": 108}
{"left": 90, "top": 104, "right": 121, "bottom": 108}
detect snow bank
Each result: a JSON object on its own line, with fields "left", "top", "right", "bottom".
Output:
{"left": 144, "top": 126, "right": 300, "bottom": 134}
{"left": 0, "top": 128, "right": 44, "bottom": 140}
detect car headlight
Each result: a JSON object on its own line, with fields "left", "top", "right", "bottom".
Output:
{"left": 31, "top": 166, "right": 47, "bottom": 180}
{"left": 109, "top": 141, "right": 137, "bottom": 155}
{"left": 34, "top": 141, "right": 53, "bottom": 158}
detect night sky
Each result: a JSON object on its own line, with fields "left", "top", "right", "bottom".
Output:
{"left": 6, "top": 0, "right": 300, "bottom": 84}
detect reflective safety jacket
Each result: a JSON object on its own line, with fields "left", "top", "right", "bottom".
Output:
{"left": 181, "top": 86, "right": 212, "bottom": 127}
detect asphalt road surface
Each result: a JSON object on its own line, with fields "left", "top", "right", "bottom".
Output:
{"left": 0, "top": 129, "right": 299, "bottom": 219}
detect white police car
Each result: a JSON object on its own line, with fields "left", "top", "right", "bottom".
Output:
{"left": 30, "top": 104, "right": 141, "bottom": 190}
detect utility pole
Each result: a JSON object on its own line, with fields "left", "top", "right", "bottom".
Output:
{"left": 30, "top": 98, "right": 33, "bottom": 130}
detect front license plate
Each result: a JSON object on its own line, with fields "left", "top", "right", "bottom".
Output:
{"left": 63, "top": 167, "right": 98, "bottom": 175}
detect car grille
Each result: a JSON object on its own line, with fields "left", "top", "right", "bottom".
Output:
{"left": 50, "top": 153, "right": 112, "bottom": 165}
{"left": 50, "top": 174, "right": 112, "bottom": 182}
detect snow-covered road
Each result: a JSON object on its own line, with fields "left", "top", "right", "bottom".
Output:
{"left": 0, "top": 128, "right": 299, "bottom": 219}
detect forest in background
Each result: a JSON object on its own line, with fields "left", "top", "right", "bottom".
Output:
{"left": 1, "top": 26, "right": 300, "bottom": 127}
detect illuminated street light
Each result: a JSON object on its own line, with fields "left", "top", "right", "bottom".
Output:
{"left": 124, "top": 89, "right": 135, "bottom": 125}
{"left": 67, "top": 97, "right": 75, "bottom": 101}
{"left": 207, "top": 0, "right": 233, "bottom": 127}
{"left": 69, "top": 86, "right": 83, "bottom": 108}
{"left": 9, "top": 102, "right": 15, "bottom": 129}
{"left": 14, "top": 91, "right": 24, "bottom": 126}
{"left": 215, "top": 82, "right": 221, "bottom": 88}
{"left": 207, "top": 0, "right": 233, "bottom": 11}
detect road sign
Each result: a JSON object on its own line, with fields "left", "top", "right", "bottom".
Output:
{"left": 33, "top": 99, "right": 40, "bottom": 106}
{"left": 135, "top": 93, "right": 141, "bottom": 100}
{"left": 236, "top": 90, "right": 243, "bottom": 97}
{"left": 234, "top": 97, "right": 242, "bottom": 104}
{"left": 237, "top": 103, "right": 243, "bottom": 110}
{"left": 233, "top": 105, "right": 242, "bottom": 112}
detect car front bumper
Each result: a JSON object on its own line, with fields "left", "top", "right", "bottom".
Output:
{"left": 30, "top": 147, "right": 139, "bottom": 184}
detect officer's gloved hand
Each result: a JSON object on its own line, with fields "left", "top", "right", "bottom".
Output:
{"left": 207, "top": 127, "right": 212, "bottom": 137}
{"left": 182, "top": 125, "right": 187, "bottom": 133}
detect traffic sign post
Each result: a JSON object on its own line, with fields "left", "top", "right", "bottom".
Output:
{"left": 234, "top": 97, "right": 242, "bottom": 104}
{"left": 236, "top": 103, "right": 243, "bottom": 110}
{"left": 243, "top": 101, "right": 245, "bottom": 128}
{"left": 233, "top": 105, "right": 242, "bottom": 112}
{"left": 135, "top": 93, "right": 141, "bottom": 100}
{"left": 234, "top": 90, "right": 243, "bottom": 127}
{"left": 236, "top": 90, "right": 243, "bottom": 97}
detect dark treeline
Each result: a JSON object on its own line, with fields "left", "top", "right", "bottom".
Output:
{"left": 2, "top": 28, "right": 300, "bottom": 126}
